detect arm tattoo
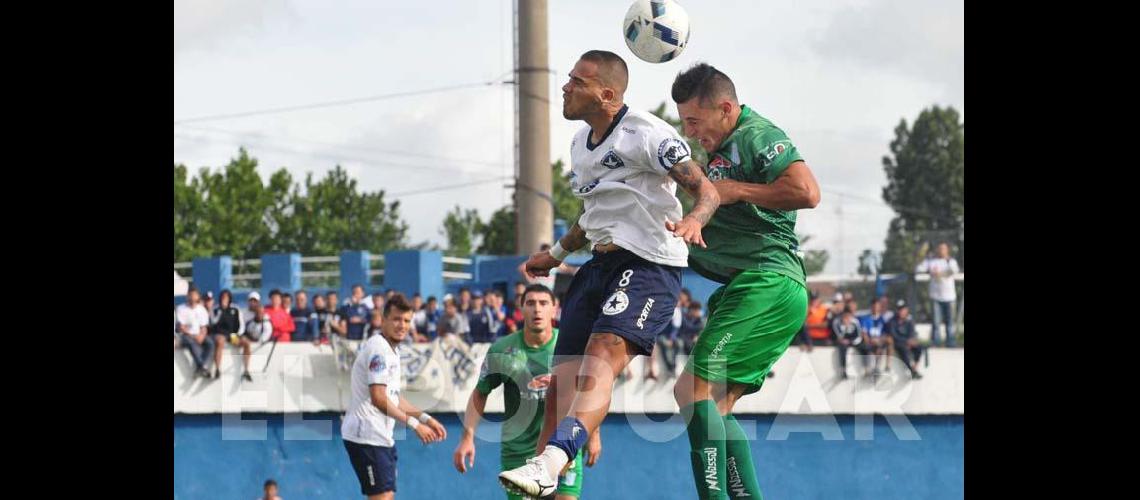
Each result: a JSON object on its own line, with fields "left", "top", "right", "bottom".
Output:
{"left": 669, "top": 160, "right": 719, "bottom": 225}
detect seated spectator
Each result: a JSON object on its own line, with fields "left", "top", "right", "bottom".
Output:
{"left": 437, "top": 297, "right": 465, "bottom": 339}
{"left": 833, "top": 300, "right": 868, "bottom": 379}
{"left": 240, "top": 299, "right": 273, "bottom": 381}
{"left": 876, "top": 295, "right": 895, "bottom": 323}
{"left": 804, "top": 292, "right": 832, "bottom": 347}
{"left": 259, "top": 478, "right": 282, "bottom": 500}
{"left": 281, "top": 293, "right": 293, "bottom": 313}
{"left": 338, "top": 284, "right": 371, "bottom": 340}
{"left": 678, "top": 300, "right": 705, "bottom": 355}
{"left": 210, "top": 289, "right": 245, "bottom": 379}
{"left": 465, "top": 290, "right": 499, "bottom": 343}
{"left": 290, "top": 290, "right": 318, "bottom": 342}
{"left": 859, "top": 298, "right": 890, "bottom": 375}
{"left": 264, "top": 289, "right": 296, "bottom": 343}
{"left": 176, "top": 287, "right": 215, "bottom": 378}
{"left": 202, "top": 291, "right": 216, "bottom": 332}
{"left": 887, "top": 300, "right": 923, "bottom": 379}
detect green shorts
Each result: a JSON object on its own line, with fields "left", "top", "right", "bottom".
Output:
{"left": 684, "top": 269, "right": 808, "bottom": 395}
{"left": 503, "top": 449, "right": 584, "bottom": 499}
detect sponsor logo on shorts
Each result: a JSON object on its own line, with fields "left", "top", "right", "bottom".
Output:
{"left": 727, "top": 456, "right": 750, "bottom": 497}
{"left": 602, "top": 291, "right": 630, "bottom": 316}
{"left": 636, "top": 298, "right": 656, "bottom": 329}
{"left": 704, "top": 447, "right": 720, "bottom": 491}
{"left": 711, "top": 332, "right": 734, "bottom": 358}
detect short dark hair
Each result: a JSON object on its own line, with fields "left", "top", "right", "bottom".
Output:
{"left": 580, "top": 50, "right": 629, "bottom": 94}
{"left": 352, "top": 284, "right": 364, "bottom": 293}
{"left": 671, "top": 62, "right": 738, "bottom": 107}
{"left": 688, "top": 300, "right": 702, "bottom": 310}
{"left": 427, "top": 295, "right": 437, "bottom": 303}
{"left": 680, "top": 288, "right": 692, "bottom": 299}
{"left": 187, "top": 285, "right": 199, "bottom": 295}
{"left": 264, "top": 479, "right": 277, "bottom": 488}
{"left": 269, "top": 289, "right": 282, "bottom": 298}
{"left": 384, "top": 293, "right": 413, "bottom": 317}
{"left": 522, "top": 284, "right": 556, "bottom": 304}
{"left": 282, "top": 293, "right": 292, "bottom": 300}
{"left": 327, "top": 291, "right": 338, "bottom": 297}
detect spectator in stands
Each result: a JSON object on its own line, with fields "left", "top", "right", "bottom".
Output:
{"left": 240, "top": 296, "right": 272, "bottom": 381}
{"left": 833, "top": 300, "right": 868, "bottom": 379}
{"left": 437, "top": 297, "right": 465, "bottom": 339}
{"left": 804, "top": 292, "right": 832, "bottom": 347}
{"left": 364, "top": 308, "right": 385, "bottom": 340}
{"left": 210, "top": 289, "right": 244, "bottom": 379}
{"left": 876, "top": 295, "right": 894, "bottom": 323}
{"left": 202, "top": 291, "right": 216, "bottom": 332}
{"left": 797, "top": 291, "right": 819, "bottom": 351}
{"left": 326, "top": 291, "right": 347, "bottom": 339}
{"left": 264, "top": 289, "right": 296, "bottom": 343}
{"left": 311, "top": 294, "right": 331, "bottom": 345}
{"left": 860, "top": 298, "right": 890, "bottom": 375}
{"left": 176, "top": 287, "right": 215, "bottom": 378}
{"left": 289, "top": 290, "right": 317, "bottom": 343}
{"left": 678, "top": 300, "right": 705, "bottom": 355}
{"left": 371, "top": 293, "right": 385, "bottom": 313}
{"left": 281, "top": 293, "right": 293, "bottom": 313}
{"left": 339, "top": 284, "right": 370, "bottom": 340}
{"left": 458, "top": 287, "right": 473, "bottom": 316}
{"left": 259, "top": 478, "right": 282, "bottom": 500}
{"left": 486, "top": 290, "right": 508, "bottom": 338}
{"left": 465, "top": 290, "right": 499, "bottom": 343}
{"left": 887, "top": 300, "right": 923, "bottom": 379}
{"left": 915, "top": 242, "right": 960, "bottom": 347}
{"left": 385, "top": 288, "right": 396, "bottom": 301}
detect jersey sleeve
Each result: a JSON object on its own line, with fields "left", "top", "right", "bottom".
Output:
{"left": 474, "top": 350, "right": 504, "bottom": 395}
{"left": 746, "top": 127, "right": 803, "bottom": 184}
{"left": 638, "top": 118, "right": 692, "bottom": 175}
{"left": 368, "top": 343, "right": 398, "bottom": 386}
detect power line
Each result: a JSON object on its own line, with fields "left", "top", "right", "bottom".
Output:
{"left": 388, "top": 176, "right": 513, "bottom": 198}
{"left": 174, "top": 123, "right": 508, "bottom": 168}
{"left": 173, "top": 80, "right": 509, "bottom": 124}
{"left": 173, "top": 132, "right": 506, "bottom": 179}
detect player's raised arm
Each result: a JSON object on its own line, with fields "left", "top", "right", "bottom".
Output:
{"left": 666, "top": 159, "right": 720, "bottom": 248}
{"left": 714, "top": 160, "right": 820, "bottom": 210}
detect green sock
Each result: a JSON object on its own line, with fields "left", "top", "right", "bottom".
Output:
{"left": 683, "top": 400, "right": 727, "bottom": 500}
{"left": 723, "top": 414, "right": 764, "bottom": 499}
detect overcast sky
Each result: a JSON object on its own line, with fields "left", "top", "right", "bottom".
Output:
{"left": 174, "top": 0, "right": 963, "bottom": 274}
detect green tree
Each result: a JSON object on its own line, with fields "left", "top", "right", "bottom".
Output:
{"left": 440, "top": 205, "right": 483, "bottom": 257}
{"left": 799, "top": 233, "right": 829, "bottom": 276}
{"left": 880, "top": 105, "right": 964, "bottom": 273}
{"left": 857, "top": 249, "right": 881, "bottom": 276}
{"left": 477, "top": 206, "right": 517, "bottom": 255}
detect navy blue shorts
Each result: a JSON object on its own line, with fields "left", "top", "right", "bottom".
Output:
{"left": 555, "top": 248, "right": 683, "bottom": 357}
{"left": 343, "top": 439, "right": 397, "bottom": 495}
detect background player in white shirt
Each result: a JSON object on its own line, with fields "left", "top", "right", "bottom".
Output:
{"left": 499, "top": 50, "right": 720, "bottom": 498}
{"left": 914, "top": 242, "right": 961, "bottom": 347}
{"left": 341, "top": 293, "right": 447, "bottom": 499}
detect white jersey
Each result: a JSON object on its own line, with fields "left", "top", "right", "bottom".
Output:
{"left": 341, "top": 334, "right": 402, "bottom": 447}
{"left": 569, "top": 105, "right": 691, "bottom": 267}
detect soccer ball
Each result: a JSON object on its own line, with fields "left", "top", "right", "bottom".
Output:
{"left": 622, "top": 0, "right": 691, "bottom": 63}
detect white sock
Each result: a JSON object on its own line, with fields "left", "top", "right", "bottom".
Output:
{"left": 537, "top": 445, "right": 569, "bottom": 481}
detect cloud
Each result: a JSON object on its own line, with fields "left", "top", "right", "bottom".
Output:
{"left": 174, "top": 0, "right": 293, "bottom": 55}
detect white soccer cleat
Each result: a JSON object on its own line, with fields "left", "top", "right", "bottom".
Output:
{"left": 498, "top": 456, "right": 557, "bottom": 498}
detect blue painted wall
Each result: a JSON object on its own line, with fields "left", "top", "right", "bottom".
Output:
{"left": 174, "top": 413, "right": 962, "bottom": 499}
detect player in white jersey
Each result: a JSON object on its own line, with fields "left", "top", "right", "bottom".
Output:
{"left": 499, "top": 50, "right": 721, "bottom": 498}
{"left": 341, "top": 293, "right": 447, "bottom": 499}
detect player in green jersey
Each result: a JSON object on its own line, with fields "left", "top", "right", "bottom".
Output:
{"left": 453, "top": 284, "right": 600, "bottom": 500}
{"left": 670, "top": 63, "right": 822, "bottom": 500}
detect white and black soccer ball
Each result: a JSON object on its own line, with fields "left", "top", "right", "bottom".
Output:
{"left": 622, "top": 0, "right": 691, "bottom": 63}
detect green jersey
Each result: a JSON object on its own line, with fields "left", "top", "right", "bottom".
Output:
{"left": 475, "top": 329, "right": 558, "bottom": 465}
{"left": 689, "top": 104, "right": 807, "bottom": 286}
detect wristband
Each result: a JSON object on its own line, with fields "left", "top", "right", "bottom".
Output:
{"left": 407, "top": 416, "right": 421, "bottom": 429}
{"left": 549, "top": 241, "right": 570, "bottom": 261}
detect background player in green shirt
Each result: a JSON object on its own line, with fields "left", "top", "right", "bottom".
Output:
{"left": 453, "top": 284, "right": 600, "bottom": 499}
{"left": 670, "top": 63, "right": 822, "bottom": 499}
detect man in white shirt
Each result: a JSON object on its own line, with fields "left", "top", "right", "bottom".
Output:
{"left": 914, "top": 242, "right": 961, "bottom": 347}
{"left": 341, "top": 293, "right": 447, "bottom": 499}
{"left": 175, "top": 287, "right": 215, "bottom": 378}
{"left": 499, "top": 50, "right": 720, "bottom": 498}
